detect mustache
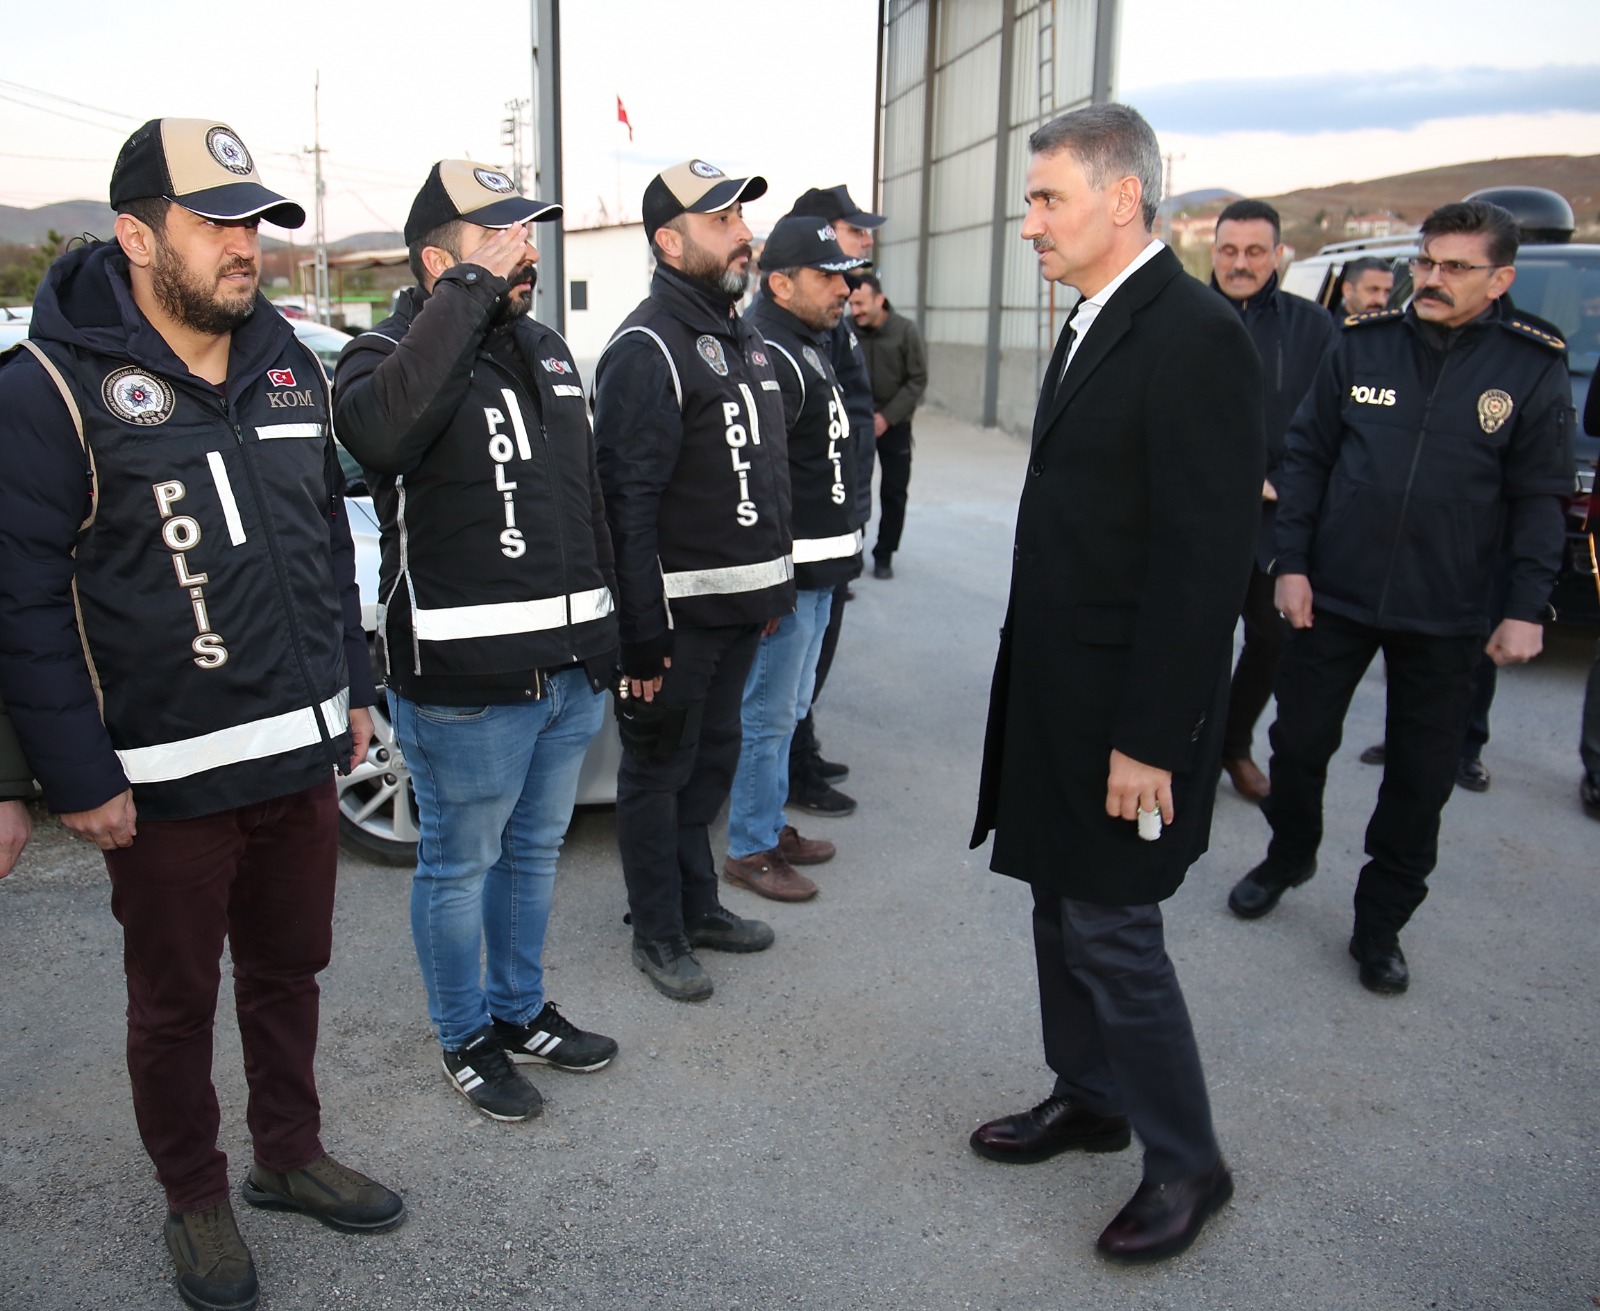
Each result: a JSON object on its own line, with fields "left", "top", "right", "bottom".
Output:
{"left": 1415, "top": 288, "right": 1453, "bottom": 306}
{"left": 509, "top": 261, "right": 538, "bottom": 290}
{"left": 1032, "top": 235, "right": 1056, "bottom": 253}
{"left": 728, "top": 243, "right": 753, "bottom": 267}
{"left": 218, "top": 258, "right": 257, "bottom": 280}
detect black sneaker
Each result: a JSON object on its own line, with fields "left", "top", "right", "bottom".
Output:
{"left": 493, "top": 1002, "right": 618, "bottom": 1072}
{"left": 816, "top": 755, "right": 850, "bottom": 782}
{"left": 164, "top": 1201, "right": 258, "bottom": 1311}
{"left": 441, "top": 1030, "right": 543, "bottom": 1121}
{"left": 1455, "top": 757, "right": 1490, "bottom": 792}
{"left": 686, "top": 904, "right": 776, "bottom": 953}
{"left": 632, "top": 934, "right": 713, "bottom": 1001}
{"left": 873, "top": 560, "right": 894, "bottom": 580}
{"left": 242, "top": 1153, "right": 406, "bottom": 1233}
{"left": 788, "top": 779, "right": 857, "bottom": 816}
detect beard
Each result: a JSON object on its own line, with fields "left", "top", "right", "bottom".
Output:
{"left": 150, "top": 233, "right": 257, "bottom": 336}
{"left": 792, "top": 291, "right": 845, "bottom": 333}
{"left": 495, "top": 262, "right": 538, "bottom": 324}
{"left": 680, "top": 231, "right": 751, "bottom": 300}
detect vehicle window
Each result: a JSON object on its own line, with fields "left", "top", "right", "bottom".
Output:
{"left": 1511, "top": 254, "right": 1600, "bottom": 376}
{"left": 1280, "top": 261, "right": 1331, "bottom": 305}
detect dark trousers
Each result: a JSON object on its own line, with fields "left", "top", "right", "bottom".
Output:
{"left": 1583, "top": 638, "right": 1600, "bottom": 777}
{"left": 789, "top": 580, "right": 849, "bottom": 770}
{"left": 616, "top": 623, "right": 760, "bottom": 941}
{"left": 873, "top": 421, "right": 913, "bottom": 563}
{"left": 1264, "top": 610, "right": 1481, "bottom": 942}
{"left": 1223, "top": 565, "right": 1291, "bottom": 761}
{"left": 104, "top": 779, "right": 337, "bottom": 1213}
{"left": 1033, "top": 890, "right": 1220, "bottom": 1182}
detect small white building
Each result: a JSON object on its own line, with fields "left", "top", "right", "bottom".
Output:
{"left": 561, "top": 220, "right": 654, "bottom": 373}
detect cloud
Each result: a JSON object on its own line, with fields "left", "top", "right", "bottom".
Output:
{"left": 1124, "top": 65, "right": 1600, "bottom": 136}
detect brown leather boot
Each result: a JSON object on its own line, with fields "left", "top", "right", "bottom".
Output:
{"left": 722, "top": 850, "right": 819, "bottom": 902}
{"left": 777, "top": 824, "right": 835, "bottom": 865}
{"left": 1222, "top": 756, "right": 1270, "bottom": 803}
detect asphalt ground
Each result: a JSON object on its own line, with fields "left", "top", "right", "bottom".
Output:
{"left": 3, "top": 408, "right": 1598, "bottom": 1311}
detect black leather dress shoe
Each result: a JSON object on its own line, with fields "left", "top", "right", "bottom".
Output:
{"left": 1226, "top": 857, "right": 1315, "bottom": 920}
{"left": 1349, "top": 936, "right": 1409, "bottom": 994}
{"left": 1455, "top": 757, "right": 1490, "bottom": 792}
{"left": 1096, "top": 1159, "right": 1233, "bottom": 1262}
{"left": 969, "top": 1095, "right": 1131, "bottom": 1163}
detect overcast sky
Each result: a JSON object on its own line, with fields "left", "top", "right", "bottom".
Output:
{"left": 1, "top": 0, "right": 1595, "bottom": 241}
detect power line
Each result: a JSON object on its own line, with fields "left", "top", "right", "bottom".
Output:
{"left": 0, "top": 91, "right": 130, "bottom": 133}
{"left": 0, "top": 78, "right": 140, "bottom": 123}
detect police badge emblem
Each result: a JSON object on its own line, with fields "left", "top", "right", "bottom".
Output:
{"left": 101, "top": 366, "right": 175, "bottom": 426}
{"left": 689, "top": 160, "right": 725, "bottom": 179}
{"left": 801, "top": 345, "right": 826, "bottom": 378}
{"left": 696, "top": 334, "right": 729, "bottom": 376}
{"left": 1477, "top": 389, "right": 1513, "bottom": 434}
{"left": 205, "top": 127, "right": 253, "bottom": 176}
{"left": 474, "top": 168, "right": 516, "bottom": 194}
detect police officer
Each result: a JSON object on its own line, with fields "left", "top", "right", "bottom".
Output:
{"left": 1208, "top": 199, "right": 1336, "bottom": 804}
{"left": 1228, "top": 201, "right": 1573, "bottom": 995}
{"left": 723, "top": 216, "right": 868, "bottom": 901}
{"left": 335, "top": 162, "right": 620, "bottom": 1123}
{"left": 781, "top": 184, "right": 885, "bottom": 815}
{"left": 0, "top": 701, "right": 29, "bottom": 878}
{"left": 592, "top": 159, "right": 791, "bottom": 1002}
{"left": 1337, "top": 256, "right": 1396, "bottom": 318}
{"left": 0, "top": 119, "right": 403, "bottom": 1311}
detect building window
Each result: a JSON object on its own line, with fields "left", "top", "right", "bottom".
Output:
{"left": 570, "top": 280, "right": 588, "bottom": 312}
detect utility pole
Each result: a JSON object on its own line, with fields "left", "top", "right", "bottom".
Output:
{"left": 306, "top": 73, "right": 330, "bottom": 325}
{"left": 502, "top": 98, "right": 530, "bottom": 193}
{"left": 530, "top": 0, "right": 564, "bottom": 334}
{"left": 1161, "top": 151, "right": 1184, "bottom": 246}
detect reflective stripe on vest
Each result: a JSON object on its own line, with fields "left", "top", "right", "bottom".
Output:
{"left": 791, "top": 529, "right": 863, "bottom": 565}
{"left": 116, "top": 688, "right": 350, "bottom": 785}
{"left": 661, "top": 555, "right": 793, "bottom": 599}
{"left": 411, "top": 587, "right": 615, "bottom": 642}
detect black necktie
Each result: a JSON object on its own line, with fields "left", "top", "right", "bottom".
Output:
{"left": 1053, "top": 302, "right": 1081, "bottom": 396}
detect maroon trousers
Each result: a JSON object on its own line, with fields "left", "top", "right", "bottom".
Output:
{"left": 104, "top": 780, "right": 337, "bottom": 1212}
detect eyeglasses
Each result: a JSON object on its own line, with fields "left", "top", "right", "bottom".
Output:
{"left": 1408, "top": 256, "right": 1501, "bottom": 279}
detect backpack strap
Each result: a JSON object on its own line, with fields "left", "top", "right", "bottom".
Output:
{"left": 16, "top": 339, "right": 97, "bottom": 532}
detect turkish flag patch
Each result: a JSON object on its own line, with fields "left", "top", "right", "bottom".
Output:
{"left": 267, "top": 368, "right": 296, "bottom": 387}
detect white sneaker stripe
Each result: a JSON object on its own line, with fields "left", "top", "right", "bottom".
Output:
{"left": 532, "top": 1032, "right": 561, "bottom": 1055}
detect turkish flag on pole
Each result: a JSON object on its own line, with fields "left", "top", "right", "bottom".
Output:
{"left": 616, "top": 96, "right": 633, "bottom": 142}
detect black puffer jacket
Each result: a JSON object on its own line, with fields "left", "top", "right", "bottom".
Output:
{"left": 0, "top": 241, "right": 370, "bottom": 820}
{"left": 1275, "top": 302, "right": 1572, "bottom": 635}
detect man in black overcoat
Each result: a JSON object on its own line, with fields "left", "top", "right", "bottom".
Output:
{"left": 969, "top": 104, "right": 1265, "bottom": 1263}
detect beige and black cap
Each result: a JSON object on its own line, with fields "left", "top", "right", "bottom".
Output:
{"left": 642, "top": 159, "right": 767, "bottom": 241}
{"left": 405, "top": 160, "right": 562, "bottom": 245}
{"left": 110, "top": 118, "right": 305, "bottom": 228}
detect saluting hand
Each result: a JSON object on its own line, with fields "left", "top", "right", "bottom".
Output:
{"left": 460, "top": 222, "right": 535, "bottom": 283}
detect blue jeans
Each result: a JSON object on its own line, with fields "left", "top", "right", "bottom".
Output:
{"left": 726, "top": 588, "right": 834, "bottom": 858}
{"left": 389, "top": 669, "right": 604, "bottom": 1051}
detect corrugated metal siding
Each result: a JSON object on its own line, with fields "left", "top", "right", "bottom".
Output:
{"left": 877, "top": 0, "right": 1116, "bottom": 432}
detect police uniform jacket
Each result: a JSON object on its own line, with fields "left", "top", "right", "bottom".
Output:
{"left": 593, "top": 265, "right": 793, "bottom": 656}
{"left": 333, "top": 271, "right": 618, "bottom": 697}
{"left": 828, "top": 313, "right": 877, "bottom": 524}
{"left": 1210, "top": 271, "right": 1335, "bottom": 568}
{"left": 748, "top": 299, "right": 863, "bottom": 592}
{"left": 0, "top": 241, "right": 370, "bottom": 821}
{"left": 1275, "top": 301, "right": 1573, "bottom": 636}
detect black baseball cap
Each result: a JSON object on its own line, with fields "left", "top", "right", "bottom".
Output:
{"left": 758, "top": 215, "right": 869, "bottom": 274}
{"left": 110, "top": 118, "right": 305, "bottom": 228}
{"left": 404, "top": 160, "right": 562, "bottom": 246}
{"left": 788, "top": 184, "right": 885, "bottom": 229}
{"left": 642, "top": 159, "right": 767, "bottom": 241}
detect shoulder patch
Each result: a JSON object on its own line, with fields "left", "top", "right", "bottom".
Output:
{"left": 1503, "top": 318, "right": 1566, "bottom": 351}
{"left": 1343, "top": 307, "right": 1404, "bottom": 329}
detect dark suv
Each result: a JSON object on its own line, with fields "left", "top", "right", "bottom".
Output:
{"left": 1280, "top": 187, "right": 1598, "bottom": 624}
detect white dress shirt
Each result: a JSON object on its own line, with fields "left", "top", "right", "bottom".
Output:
{"left": 1062, "top": 238, "right": 1167, "bottom": 377}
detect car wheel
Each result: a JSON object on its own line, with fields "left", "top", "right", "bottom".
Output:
{"left": 337, "top": 696, "right": 420, "bottom": 864}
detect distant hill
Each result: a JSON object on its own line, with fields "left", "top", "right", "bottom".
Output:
{"left": 0, "top": 199, "right": 113, "bottom": 245}
{"left": 0, "top": 201, "right": 401, "bottom": 252}
{"left": 1264, "top": 155, "right": 1600, "bottom": 233}
{"left": 1167, "top": 187, "right": 1239, "bottom": 209}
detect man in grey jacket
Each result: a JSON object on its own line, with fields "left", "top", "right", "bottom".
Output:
{"left": 849, "top": 273, "right": 928, "bottom": 579}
